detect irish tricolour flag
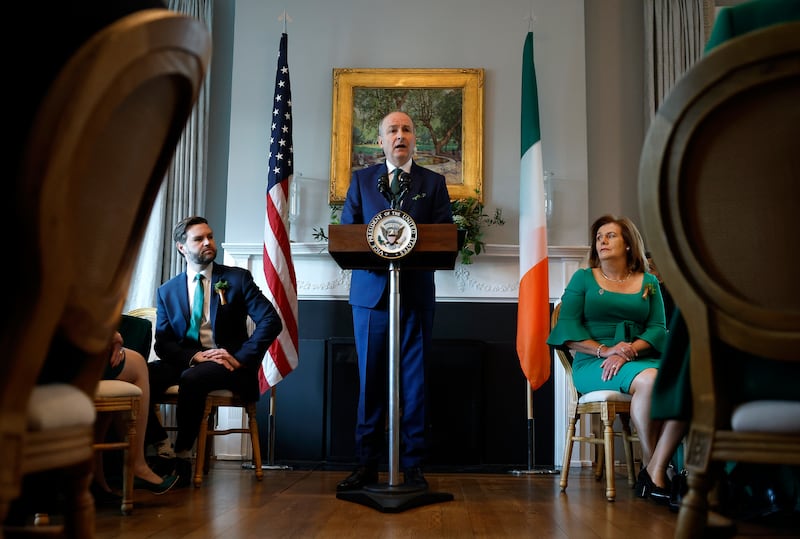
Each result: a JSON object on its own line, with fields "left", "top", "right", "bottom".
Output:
{"left": 516, "top": 31, "right": 550, "bottom": 391}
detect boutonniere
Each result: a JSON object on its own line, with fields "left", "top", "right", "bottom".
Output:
{"left": 412, "top": 192, "right": 427, "bottom": 201}
{"left": 214, "top": 280, "right": 230, "bottom": 305}
{"left": 642, "top": 282, "right": 657, "bottom": 300}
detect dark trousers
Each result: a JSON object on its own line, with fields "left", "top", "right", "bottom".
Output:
{"left": 145, "top": 360, "right": 182, "bottom": 445}
{"left": 146, "top": 360, "right": 256, "bottom": 453}
{"left": 352, "top": 304, "right": 433, "bottom": 470}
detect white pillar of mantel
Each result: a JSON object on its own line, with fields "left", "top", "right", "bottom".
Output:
{"left": 222, "top": 242, "right": 589, "bottom": 467}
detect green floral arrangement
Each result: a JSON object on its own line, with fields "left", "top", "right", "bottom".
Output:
{"left": 451, "top": 191, "right": 504, "bottom": 265}
{"left": 312, "top": 205, "right": 342, "bottom": 242}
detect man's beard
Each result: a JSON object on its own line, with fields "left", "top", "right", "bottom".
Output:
{"left": 189, "top": 248, "right": 216, "bottom": 265}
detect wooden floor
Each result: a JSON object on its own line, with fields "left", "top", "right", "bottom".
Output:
{"left": 91, "top": 462, "right": 798, "bottom": 538}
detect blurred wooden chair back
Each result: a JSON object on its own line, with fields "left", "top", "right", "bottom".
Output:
{"left": 1, "top": 9, "right": 210, "bottom": 536}
{"left": 552, "top": 303, "right": 639, "bottom": 502}
{"left": 638, "top": 21, "right": 800, "bottom": 538}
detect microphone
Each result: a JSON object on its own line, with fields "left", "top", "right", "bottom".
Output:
{"left": 398, "top": 171, "right": 412, "bottom": 195}
{"left": 377, "top": 173, "right": 393, "bottom": 204}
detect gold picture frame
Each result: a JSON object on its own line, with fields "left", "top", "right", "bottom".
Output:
{"left": 329, "top": 68, "right": 485, "bottom": 203}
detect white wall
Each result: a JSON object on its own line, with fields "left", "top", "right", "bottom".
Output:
{"left": 223, "top": 0, "right": 598, "bottom": 248}
{"left": 205, "top": 0, "right": 648, "bottom": 466}
{"left": 585, "top": 0, "right": 646, "bottom": 229}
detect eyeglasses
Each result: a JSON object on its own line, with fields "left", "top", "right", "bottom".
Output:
{"left": 595, "top": 231, "right": 620, "bottom": 242}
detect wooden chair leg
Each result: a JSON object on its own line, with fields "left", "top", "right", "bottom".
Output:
{"left": 203, "top": 407, "right": 216, "bottom": 475}
{"left": 188, "top": 395, "right": 264, "bottom": 488}
{"left": 62, "top": 459, "right": 96, "bottom": 539}
{"left": 677, "top": 466, "right": 714, "bottom": 538}
{"left": 594, "top": 445, "right": 605, "bottom": 480}
{"left": 602, "top": 416, "right": 616, "bottom": 501}
{"left": 560, "top": 417, "right": 577, "bottom": 491}
{"left": 193, "top": 400, "right": 214, "bottom": 488}
{"left": 620, "top": 416, "right": 636, "bottom": 488}
{"left": 245, "top": 403, "right": 264, "bottom": 481}
{"left": 120, "top": 402, "right": 138, "bottom": 515}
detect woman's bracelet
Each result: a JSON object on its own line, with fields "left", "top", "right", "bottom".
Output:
{"left": 596, "top": 344, "right": 605, "bottom": 358}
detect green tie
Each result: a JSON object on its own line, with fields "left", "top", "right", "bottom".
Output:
{"left": 187, "top": 273, "right": 204, "bottom": 341}
{"left": 391, "top": 168, "right": 401, "bottom": 195}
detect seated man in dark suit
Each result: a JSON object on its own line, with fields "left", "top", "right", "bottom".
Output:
{"left": 145, "top": 216, "right": 282, "bottom": 467}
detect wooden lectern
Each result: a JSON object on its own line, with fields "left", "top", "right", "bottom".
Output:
{"left": 328, "top": 222, "right": 460, "bottom": 513}
{"left": 328, "top": 223, "right": 461, "bottom": 270}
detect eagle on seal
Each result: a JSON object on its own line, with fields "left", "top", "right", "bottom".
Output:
{"left": 380, "top": 222, "right": 403, "bottom": 246}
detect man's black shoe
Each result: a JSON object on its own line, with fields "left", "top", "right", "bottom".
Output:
{"left": 148, "top": 455, "right": 177, "bottom": 476}
{"left": 172, "top": 457, "right": 193, "bottom": 488}
{"left": 336, "top": 465, "right": 378, "bottom": 492}
{"left": 404, "top": 466, "right": 428, "bottom": 489}
{"left": 90, "top": 483, "right": 122, "bottom": 507}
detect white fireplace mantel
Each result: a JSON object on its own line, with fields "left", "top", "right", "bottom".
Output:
{"left": 222, "top": 242, "right": 588, "bottom": 304}
{"left": 221, "top": 241, "right": 589, "bottom": 468}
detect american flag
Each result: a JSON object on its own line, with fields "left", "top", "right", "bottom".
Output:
{"left": 260, "top": 32, "right": 298, "bottom": 393}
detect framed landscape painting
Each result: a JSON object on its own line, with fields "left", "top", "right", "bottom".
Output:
{"left": 329, "top": 68, "right": 485, "bottom": 203}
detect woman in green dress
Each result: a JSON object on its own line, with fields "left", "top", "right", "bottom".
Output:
{"left": 548, "top": 215, "right": 687, "bottom": 504}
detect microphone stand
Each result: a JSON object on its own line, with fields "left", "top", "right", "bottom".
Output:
{"left": 387, "top": 181, "right": 402, "bottom": 486}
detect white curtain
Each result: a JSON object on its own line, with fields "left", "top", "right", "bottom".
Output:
{"left": 643, "top": 0, "right": 706, "bottom": 128}
{"left": 125, "top": 0, "right": 214, "bottom": 311}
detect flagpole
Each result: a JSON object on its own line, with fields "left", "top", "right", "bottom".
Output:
{"left": 526, "top": 383, "right": 534, "bottom": 467}
{"left": 280, "top": 9, "right": 292, "bottom": 33}
{"left": 242, "top": 387, "right": 292, "bottom": 470}
{"left": 261, "top": 387, "right": 292, "bottom": 470}
{"left": 510, "top": 382, "right": 558, "bottom": 475}
{"left": 513, "top": 22, "right": 558, "bottom": 477}
{"left": 252, "top": 21, "right": 300, "bottom": 471}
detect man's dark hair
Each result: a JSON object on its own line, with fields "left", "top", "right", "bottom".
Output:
{"left": 173, "top": 216, "right": 208, "bottom": 244}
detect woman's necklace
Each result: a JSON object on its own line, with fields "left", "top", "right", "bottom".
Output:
{"left": 600, "top": 269, "right": 632, "bottom": 283}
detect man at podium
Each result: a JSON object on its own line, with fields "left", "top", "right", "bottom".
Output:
{"left": 337, "top": 111, "right": 453, "bottom": 492}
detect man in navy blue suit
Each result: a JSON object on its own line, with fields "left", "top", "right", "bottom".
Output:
{"left": 337, "top": 111, "right": 453, "bottom": 491}
{"left": 146, "top": 216, "right": 282, "bottom": 463}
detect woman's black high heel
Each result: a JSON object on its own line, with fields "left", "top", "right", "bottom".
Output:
{"left": 635, "top": 468, "right": 671, "bottom": 504}
{"left": 635, "top": 468, "right": 652, "bottom": 497}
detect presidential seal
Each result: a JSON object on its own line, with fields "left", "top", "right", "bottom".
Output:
{"left": 366, "top": 209, "right": 418, "bottom": 259}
